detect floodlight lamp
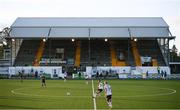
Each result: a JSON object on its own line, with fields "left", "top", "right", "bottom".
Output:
{"left": 3, "top": 40, "right": 7, "bottom": 45}
{"left": 72, "top": 38, "right": 75, "bottom": 42}
{"left": 43, "top": 38, "right": 46, "bottom": 42}
{"left": 105, "top": 38, "right": 108, "bottom": 42}
{"left": 11, "top": 39, "right": 15, "bottom": 42}
{"left": 134, "top": 38, "right": 137, "bottom": 42}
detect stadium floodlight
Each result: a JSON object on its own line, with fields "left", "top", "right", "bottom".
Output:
{"left": 43, "top": 38, "right": 46, "bottom": 42}
{"left": 105, "top": 38, "right": 108, "bottom": 42}
{"left": 134, "top": 38, "right": 138, "bottom": 42}
{"left": 3, "top": 40, "right": 7, "bottom": 45}
{"left": 71, "top": 38, "right": 75, "bottom": 42}
{"left": 11, "top": 39, "right": 15, "bottom": 42}
{"left": 0, "top": 43, "right": 3, "bottom": 47}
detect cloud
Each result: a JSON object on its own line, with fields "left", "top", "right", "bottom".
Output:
{"left": 0, "top": 0, "right": 179, "bottom": 49}
{"left": 165, "top": 16, "right": 180, "bottom": 50}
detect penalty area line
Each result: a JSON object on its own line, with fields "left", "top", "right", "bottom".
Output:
{"left": 91, "top": 80, "right": 97, "bottom": 110}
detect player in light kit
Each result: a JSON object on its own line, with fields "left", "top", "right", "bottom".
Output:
{"left": 63, "top": 71, "right": 67, "bottom": 82}
{"left": 95, "top": 80, "right": 104, "bottom": 96}
{"left": 104, "top": 81, "right": 112, "bottom": 108}
{"left": 41, "top": 74, "right": 46, "bottom": 87}
{"left": 85, "top": 74, "right": 89, "bottom": 85}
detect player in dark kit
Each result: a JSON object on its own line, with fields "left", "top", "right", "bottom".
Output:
{"left": 41, "top": 74, "right": 46, "bottom": 87}
{"left": 19, "top": 70, "right": 23, "bottom": 83}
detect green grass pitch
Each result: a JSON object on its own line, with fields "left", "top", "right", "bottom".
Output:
{"left": 0, "top": 79, "right": 180, "bottom": 109}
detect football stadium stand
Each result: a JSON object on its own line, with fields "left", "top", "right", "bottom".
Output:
{"left": 0, "top": 17, "right": 178, "bottom": 79}
{"left": 14, "top": 40, "right": 40, "bottom": 66}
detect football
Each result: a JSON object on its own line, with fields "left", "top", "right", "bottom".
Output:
{"left": 66, "top": 92, "right": 71, "bottom": 96}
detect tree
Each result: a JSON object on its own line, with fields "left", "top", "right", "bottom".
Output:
{"left": 171, "top": 45, "right": 178, "bottom": 54}
{"left": 170, "top": 44, "right": 180, "bottom": 61}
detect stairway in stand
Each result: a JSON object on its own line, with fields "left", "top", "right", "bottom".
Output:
{"left": 110, "top": 41, "right": 126, "bottom": 66}
{"left": 131, "top": 40, "right": 141, "bottom": 66}
{"left": 34, "top": 40, "right": 45, "bottom": 66}
{"left": 75, "top": 41, "right": 81, "bottom": 67}
{"left": 152, "top": 59, "right": 158, "bottom": 66}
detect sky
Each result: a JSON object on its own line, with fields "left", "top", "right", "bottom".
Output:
{"left": 0, "top": 0, "right": 179, "bottom": 50}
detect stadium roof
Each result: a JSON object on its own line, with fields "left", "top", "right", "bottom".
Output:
{"left": 169, "top": 62, "right": 180, "bottom": 65}
{"left": 10, "top": 17, "right": 175, "bottom": 39}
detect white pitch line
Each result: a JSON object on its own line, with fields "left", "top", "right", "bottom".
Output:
{"left": 11, "top": 90, "right": 90, "bottom": 98}
{"left": 91, "top": 80, "right": 97, "bottom": 110}
{"left": 11, "top": 86, "right": 177, "bottom": 98}
{"left": 11, "top": 88, "right": 176, "bottom": 98}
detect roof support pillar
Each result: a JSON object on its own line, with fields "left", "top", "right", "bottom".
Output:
{"left": 127, "top": 28, "right": 131, "bottom": 65}
{"left": 88, "top": 28, "right": 91, "bottom": 65}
